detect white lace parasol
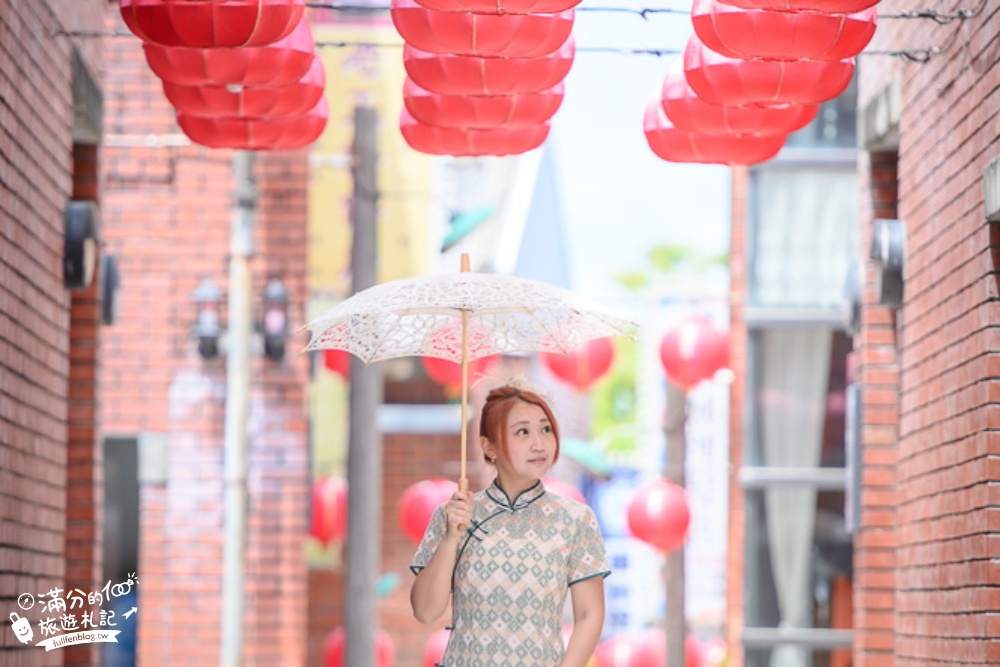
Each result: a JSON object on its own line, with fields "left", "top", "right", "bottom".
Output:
{"left": 300, "top": 259, "right": 637, "bottom": 491}
{"left": 301, "top": 271, "right": 636, "bottom": 363}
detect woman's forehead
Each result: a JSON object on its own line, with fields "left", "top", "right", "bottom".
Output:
{"left": 506, "top": 400, "right": 548, "bottom": 424}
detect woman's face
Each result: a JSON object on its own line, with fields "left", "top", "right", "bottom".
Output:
{"left": 492, "top": 399, "right": 557, "bottom": 489}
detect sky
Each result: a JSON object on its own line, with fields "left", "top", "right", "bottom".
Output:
{"left": 547, "top": 0, "right": 731, "bottom": 302}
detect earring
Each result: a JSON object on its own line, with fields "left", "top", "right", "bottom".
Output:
{"left": 490, "top": 455, "right": 497, "bottom": 464}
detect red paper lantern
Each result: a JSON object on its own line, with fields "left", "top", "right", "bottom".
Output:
{"left": 163, "top": 57, "right": 326, "bottom": 118}
{"left": 324, "top": 627, "right": 395, "bottom": 667}
{"left": 404, "top": 78, "right": 564, "bottom": 129}
{"left": 594, "top": 634, "right": 663, "bottom": 667}
{"left": 691, "top": 0, "right": 877, "bottom": 61}
{"left": 660, "top": 67, "right": 817, "bottom": 136}
{"left": 541, "top": 477, "right": 586, "bottom": 504}
{"left": 658, "top": 314, "right": 729, "bottom": 390}
{"left": 683, "top": 35, "right": 855, "bottom": 108}
{"left": 701, "top": 637, "right": 727, "bottom": 667}
{"left": 626, "top": 478, "right": 690, "bottom": 553}
{"left": 424, "top": 628, "right": 450, "bottom": 667}
{"left": 414, "top": 0, "right": 580, "bottom": 15}
{"left": 391, "top": 0, "right": 574, "bottom": 58}
{"left": 540, "top": 338, "right": 615, "bottom": 391}
{"left": 322, "top": 349, "right": 351, "bottom": 379}
{"left": 401, "top": 108, "right": 549, "bottom": 156}
{"left": 718, "top": 0, "right": 879, "bottom": 11}
{"left": 178, "top": 97, "right": 329, "bottom": 150}
{"left": 142, "top": 19, "right": 316, "bottom": 87}
{"left": 595, "top": 632, "right": 708, "bottom": 667}
{"left": 403, "top": 40, "right": 575, "bottom": 96}
{"left": 120, "top": 0, "right": 305, "bottom": 48}
{"left": 398, "top": 478, "right": 459, "bottom": 544}
{"left": 644, "top": 99, "right": 785, "bottom": 166}
{"left": 421, "top": 354, "right": 498, "bottom": 388}
{"left": 309, "top": 476, "right": 348, "bottom": 545}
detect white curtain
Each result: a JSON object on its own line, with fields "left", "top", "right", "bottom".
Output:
{"left": 760, "top": 329, "right": 833, "bottom": 667}
{"left": 751, "top": 169, "right": 858, "bottom": 308}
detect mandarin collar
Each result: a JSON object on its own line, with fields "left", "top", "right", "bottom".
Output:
{"left": 486, "top": 479, "right": 545, "bottom": 511}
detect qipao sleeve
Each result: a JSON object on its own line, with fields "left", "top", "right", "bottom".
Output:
{"left": 568, "top": 505, "right": 611, "bottom": 586}
{"left": 410, "top": 504, "right": 447, "bottom": 576}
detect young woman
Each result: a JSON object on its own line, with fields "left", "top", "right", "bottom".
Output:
{"left": 410, "top": 383, "right": 609, "bottom": 667}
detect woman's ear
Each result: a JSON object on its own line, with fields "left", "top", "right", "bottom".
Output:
{"left": 480, "top": 436, "right": 495, "bottom": 460}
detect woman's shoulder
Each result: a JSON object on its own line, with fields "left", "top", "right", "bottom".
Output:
{"left": 542, "top": 488, "right": 593, "bottom": 518}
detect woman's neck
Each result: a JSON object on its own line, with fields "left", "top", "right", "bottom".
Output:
{"left": 494, "top": 474, "right": 540, "bottom": 503}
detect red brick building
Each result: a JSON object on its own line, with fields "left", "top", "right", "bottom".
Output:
{"left": 726, "top": 3, "right": 1000, "bottom": 666}
{"left": 1, "top": 3, "right": 108, "bottom": 665}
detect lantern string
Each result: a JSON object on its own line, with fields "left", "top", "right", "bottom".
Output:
{"left": 42, "top": 31, "right": 953, "bottom": 62}
{"left": 305, "top": 0, "right": 984, "bottom": 22}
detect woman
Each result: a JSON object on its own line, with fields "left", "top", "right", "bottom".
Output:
{"left": 410, "top": 383, "right": 609, "bottom": 667}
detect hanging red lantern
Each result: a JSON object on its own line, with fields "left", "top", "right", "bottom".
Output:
{"left": 626, "top": 478, "right": 690, "bottom": 553}
{"left": 322, "top": 349, "right": 351, "bottom": 379}
{"left": 644, "top": 99, "right": 785, "bottom": 166}
{"left": 595, "top": 631, "right": 708, "bottom": 667}
{"left": 718, "top": 0, "right": 878, "bottom": 11}
{"left": 163, "top": 57, "right": 326, "bottom": 118}
{"left": 594, "top": 634, "right": 664, "bottom": 667}
{"left": 691, "top": 0, "right": 877, "bottom": 61}
{"left": 683, "top": 35, "right": 855, "bottom": 108}
{"left": 541, "top": 477, "right": 586, "bottom": 504}
{"left": 398, "top": 478, "right": 459, "bottom": 544}
{"left": 540, "top": 338, "right": 615, "bottom": 392}
{"left": 404, "top": 78, "right": 564, "bottom": 129}
{"left": 309, "top": 476, "right": 348, "bottom": 546}
{"left": 120, "top": 0, "right": 305, "bottom": 48}
{"left": 701, "top": 637, "right": 727, "bottom": 667}
{"left": 660, "top": 67, "right": 817, "bottom": 136}
{"left": 401, "top": 108, "right": 549, "bottom": 156}
{"left": 178, "top": 97, "right": 329, "bottom": 150}
{"left": 391, "top": 0, "right": 574, "bottom": 58}
{"left": 323, "top": 627, "right": 395, "bottom": 667}
{"left": 658, "top": 314, "right": 729, "bottom": 390}
{"left": 142, "top": 19, "right": 316, "bottom": 87}
{"left": 413, "top": 0, "right": 580, "bottom": 15}
{"left": 420, "top": 354, "right": 498, "bottom": 388}
{"left": 403, "top": 40, "right": 575, "bottom": 96}
{"left": 424, "top": 628, "right": 450, "bottom": 667}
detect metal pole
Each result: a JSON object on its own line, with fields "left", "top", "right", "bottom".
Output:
{"left": 221, "top": 149, "right": 255, "bottom": 667}
{"left": 345, "top": 106, "right": 382, "bottom": 667}
{"left": 664, "top": 382, "right": 687, "bottom": 667}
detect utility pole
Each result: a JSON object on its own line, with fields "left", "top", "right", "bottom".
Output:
{"left": 345, "top": 106, "right": 382, "bottom": 667}
{"left": 664, "top": 382, "right": 687, "bottom": 667}
{"left": 221, "top": 150, "right": 255, "bottom": 667}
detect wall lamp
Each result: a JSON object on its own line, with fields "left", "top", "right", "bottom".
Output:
{"left": 191, "top": 277, "right": 289, "bottom": 362}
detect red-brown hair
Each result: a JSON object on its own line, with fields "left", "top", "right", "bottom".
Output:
{"left": 479, "top": 385, "right": 560, "bottom": 464}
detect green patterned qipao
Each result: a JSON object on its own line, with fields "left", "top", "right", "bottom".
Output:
{"left": 411, "top": 479, "right": 611, "bottom": 667}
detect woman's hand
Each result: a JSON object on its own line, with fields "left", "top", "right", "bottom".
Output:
{"left": 444, "top": 490, "right": 473, "bottom": 539}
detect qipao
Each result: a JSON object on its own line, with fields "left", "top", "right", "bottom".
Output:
{"left": 412, "top": 480, "right": 610, "bottom": 667}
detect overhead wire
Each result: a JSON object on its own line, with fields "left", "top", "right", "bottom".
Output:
{"left": 54, "top": 1, "right": 986, "bottom": 61}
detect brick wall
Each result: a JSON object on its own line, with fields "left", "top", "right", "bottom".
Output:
{"left": 64, "top": 143, "right": 104, "bottom": 667}
{"left": 858, "top": 1, "right": 1000, "bottom": 664}
{"left": 100, "top": 7, "right": 311, "bottom": 665}
{"left": 0, "top": 2, "right": 106, "bottom": 665}
{"left": 854, "top": 150, "right": 899, "bottom": 667}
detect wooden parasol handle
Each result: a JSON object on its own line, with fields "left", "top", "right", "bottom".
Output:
{"left": 459, "top": 253, "right": 470, "bottom": 493}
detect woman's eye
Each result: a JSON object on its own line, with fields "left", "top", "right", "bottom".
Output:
{"left": 542, "top": 426, "right": 552, "bottom": 433}
{"left": 516, "top": 428, "right": 528, "bottom": 436}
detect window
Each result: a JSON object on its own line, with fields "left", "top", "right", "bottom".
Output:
{"left": 741, "top": 80, "right": 859, "bottom": 661}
